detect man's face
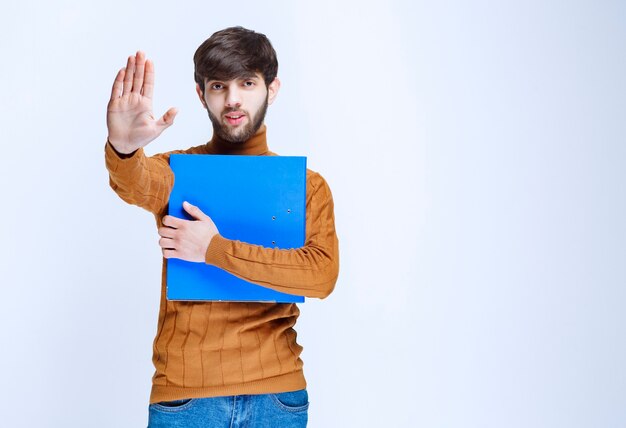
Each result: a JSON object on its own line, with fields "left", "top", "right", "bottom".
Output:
{"left": 196, "top": 72, "right": 280, "bottom": 143}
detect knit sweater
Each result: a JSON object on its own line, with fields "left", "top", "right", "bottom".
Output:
{"left": 105, "top": 124, "right": 339, "bottom": 404}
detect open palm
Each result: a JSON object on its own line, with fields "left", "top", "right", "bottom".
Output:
{"left": 107, "top": 51, "right": 177, "bottom": 154}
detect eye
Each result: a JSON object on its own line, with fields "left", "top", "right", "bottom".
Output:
{"left": 243, "top": 80, "right": 255, "bottom": 87}
{"left": 210, "top": 83, "right": 224, "bottom": 90}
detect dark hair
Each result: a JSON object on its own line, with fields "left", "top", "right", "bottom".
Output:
{"left": 194, "top": 26, "right": 278, "bottom": 93}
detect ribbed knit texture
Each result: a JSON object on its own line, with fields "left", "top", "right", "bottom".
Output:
{"left": 105, "top": 125, "right": 339, "bottom": 404}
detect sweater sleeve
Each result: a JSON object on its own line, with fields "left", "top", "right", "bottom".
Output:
{"left": 204, "top": 172, "right": 340, "bottom": 299}
{"left": 104, "top": 141, "right": 174, "bottom": 215}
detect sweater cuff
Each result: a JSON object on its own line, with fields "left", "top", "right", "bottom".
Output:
{"left": 104, "top": 141, "right": 144, "bottom": 173}
{"left": 205, "top": 234, "right": 231, "bottom": 267}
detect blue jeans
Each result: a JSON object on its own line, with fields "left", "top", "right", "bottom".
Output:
{"left": 147, "top": 389, "right": 308, "bottom": 428}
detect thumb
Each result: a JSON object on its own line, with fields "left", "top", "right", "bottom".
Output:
{"left": 183, "top": 201, "right": 208, "bottom": 221}
{"left": 157, "top": 107, "right": 178, "bottom": 129}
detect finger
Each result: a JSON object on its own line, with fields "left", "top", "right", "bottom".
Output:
{"left": 162, "top": 215, "right": 181, "bottom": 228}
{"left": 143, "top": 59, "right": 154, "bottom": 99}
{"left": 122, "top": 55, "right": 135, "bottom": 95}
{"left": 162, "top": 249, "right": 176, "bottom": 259}
{"left": 132, "top": 51, "right": 145, "bottom": 95}
{"left": 183, "top": 201, "right": 208, "bottom": 221}
{"left": 110, "top": 68, "right": 126, "bottom": 101}
{"left": 159, "top": 237, "right": 175, "bottom": 248}
{"left": 158, "top": 226, "right": 176, "bottom": 238}
{"left": 157, "top": 107, "right": 178, "bottom": 129}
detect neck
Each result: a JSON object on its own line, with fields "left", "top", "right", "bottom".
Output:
{"left": 209, "top": 124, "right": 269, "bottom": 155}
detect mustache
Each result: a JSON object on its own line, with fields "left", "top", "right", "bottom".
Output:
{"left": 222, "top": 108, "right": 247, "bottom": 116}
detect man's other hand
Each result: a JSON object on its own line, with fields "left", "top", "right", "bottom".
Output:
{"left": 158, "top": 202, "right": 219, "bottom": 262}
{"left": 107, "top": 51, "right": 178, "bottom": 154}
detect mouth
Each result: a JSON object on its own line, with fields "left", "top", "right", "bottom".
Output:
{"left": 224, "top": 112, "right": 246, "bottom": 126}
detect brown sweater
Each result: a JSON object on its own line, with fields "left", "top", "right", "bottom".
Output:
{"left": 105, "top": 125, "right": 339, "bottom": 404}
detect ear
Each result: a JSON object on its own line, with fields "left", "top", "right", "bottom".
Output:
{"left": 267, "top": 77, "right": 281, "bottom": 105}
{"left": 196, "top": 83, "right": 207, "bottom": 109}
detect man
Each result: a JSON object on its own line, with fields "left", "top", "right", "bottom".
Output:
{"left": 105, "top": 27, "right": 339, "bottom": 427}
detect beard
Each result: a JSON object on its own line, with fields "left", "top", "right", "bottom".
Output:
{"left": 207, "top": 92, "right": 269, "bottom": 144}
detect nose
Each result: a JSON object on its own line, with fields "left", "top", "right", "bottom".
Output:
{"left": 225, "top": 86, "right": 242, "bottom": 109}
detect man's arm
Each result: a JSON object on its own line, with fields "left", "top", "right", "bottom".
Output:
{"left": 159, "top": 172, "right": 339, "bottom": 299}
{"left": 105, "top": 145, "right": 175, "bottom": 214}
{"left": 105, "top": 51, "right": 179, "bottom": 214}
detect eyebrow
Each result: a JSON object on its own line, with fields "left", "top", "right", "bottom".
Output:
{"left": 206, "top": 75, "right": 259, "bottom": 84}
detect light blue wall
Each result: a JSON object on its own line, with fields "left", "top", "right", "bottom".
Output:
{"left": 1, "top": 1, "right": 624, "bottom": 427}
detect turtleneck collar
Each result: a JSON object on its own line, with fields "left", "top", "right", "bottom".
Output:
{"left": 208, "top": 124, "right": 269, "bottom": 156}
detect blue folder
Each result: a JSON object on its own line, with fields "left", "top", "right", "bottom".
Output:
{"left": 167, "top": 154, "right": 306, "bottom": 303}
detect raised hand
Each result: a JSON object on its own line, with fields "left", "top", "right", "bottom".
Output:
{"left": 107, "top": 51, "right": 178, "bottom": 154}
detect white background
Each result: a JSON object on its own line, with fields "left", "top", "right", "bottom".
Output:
{"left": 1, "top": 1, "right": 625, "bottom": 427}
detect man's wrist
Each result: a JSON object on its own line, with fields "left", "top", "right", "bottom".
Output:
{"left": 205, "top": 234, "right": 229, "bottom": 266}
{"left": 107, "top": 138, "right": 137, "bottom": 159}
